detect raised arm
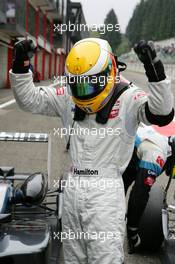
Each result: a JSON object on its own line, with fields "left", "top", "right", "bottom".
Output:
{"left": 134, "top": 40, "right": 174, "bottom": 126}
{"left": 9, "top": 40, "right": 67, "bottom": 117}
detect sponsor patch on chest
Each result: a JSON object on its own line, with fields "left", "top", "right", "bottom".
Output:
{"left": 109, "top": 100, "right": 120, "bottom": 119}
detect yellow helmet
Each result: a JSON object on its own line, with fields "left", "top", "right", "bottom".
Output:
{"left": 65, "top": 38, "right": 117, "bottom": 113}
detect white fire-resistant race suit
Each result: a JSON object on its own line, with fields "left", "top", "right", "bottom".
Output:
{"left": 9, "top": 70, "right": 174, "bottom": 264}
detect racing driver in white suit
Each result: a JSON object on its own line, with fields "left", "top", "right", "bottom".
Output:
{"left": 9, "top": 38, "right": 174, "bottom": 264}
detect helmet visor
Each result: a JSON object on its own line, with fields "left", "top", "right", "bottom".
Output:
{"left": 67, "top": 60, "right": 113, "bottom": 99}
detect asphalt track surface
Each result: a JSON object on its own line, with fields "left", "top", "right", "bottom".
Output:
{"left": 0, "top": 70, "right": 175, "bottom": 264}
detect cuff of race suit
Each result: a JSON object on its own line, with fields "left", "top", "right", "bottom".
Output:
{"left": 145, "top": 103, "right": 174, "bottom": 127}
{"left": 144, "top": 60, "right": 166, "bottom": 82}
{"left": 12, "top": 60, "right": 30, "bottom": 74}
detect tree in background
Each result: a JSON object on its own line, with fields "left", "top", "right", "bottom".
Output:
{"left": 126, "top": 0, "right": 175, "bottom": 46}
{"left": 102, "top": 9, "right": 121, "bottom": 52}
{"left": 89, "top": 29, "right": 100, "bottom": 38}
{"left": 126, "top": 0, "right": 145, "bottom": 46}
{"left": 116, "top": 35, "right": 130, "bottom": 56}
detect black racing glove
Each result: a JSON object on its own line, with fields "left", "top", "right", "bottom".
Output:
{"left": 134, "top": 40, "right": 166, "bottom": 82}
{"left": 12, "top": 39, "right": 37, "bottom": 74}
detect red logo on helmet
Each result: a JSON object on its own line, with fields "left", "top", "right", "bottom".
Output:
{"left": 156, "top": 156, "right": 165, "bottom": 168}
{"left": 56, "top": 87, "right": 64, "bottom": 96}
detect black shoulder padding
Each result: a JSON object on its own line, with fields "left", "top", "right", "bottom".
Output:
{"left": 145, "top": 102, "right": 174, "bottom": 127}
{"left": 74, "top": 105, "right": 86, "bottom": 121}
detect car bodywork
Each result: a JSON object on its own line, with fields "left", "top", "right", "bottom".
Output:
{"left": 0, "top": 132, "right": 61, "bottom": 264}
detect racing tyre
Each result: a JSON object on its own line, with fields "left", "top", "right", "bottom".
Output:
{"left": 138, "top": 184, "right": 165, "bottom": 252}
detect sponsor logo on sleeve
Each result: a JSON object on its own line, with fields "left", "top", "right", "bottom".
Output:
{"left": 144, "top": 176, "right": 155, "bottom": 186}
{"left": 56, "top": 87, "right": 65, "bottom": 96}
{"left": 134, "top": 91, "right": 146, "bottom": 100}
{"left": 148, "top": 170, "right": 157, "bottom": 176}
{"left": 156, "top": 156, "right": 165, "bottom": 168}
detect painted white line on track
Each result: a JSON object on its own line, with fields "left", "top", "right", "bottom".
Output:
{"left": 0, "top": 99, "right": 16, "bottom": 109}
